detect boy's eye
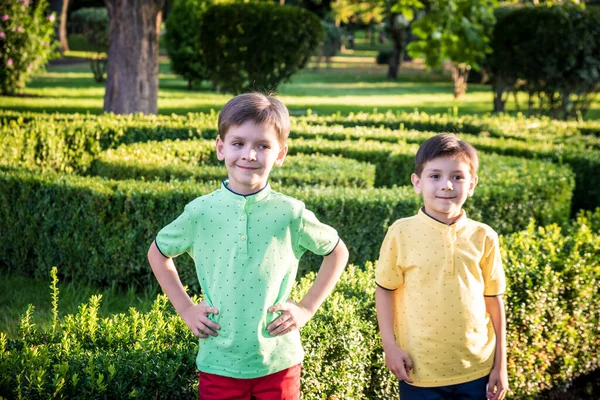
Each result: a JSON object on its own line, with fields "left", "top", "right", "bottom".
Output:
{"left": 258, "top": 144, "right": 270, "bottom": 150}
{"left": 453, "top": 175, "right": 464, "bottom": 180}
{"left": 232, "top": 142, "right": 243, "bottom": 147}
{"left": 430, "top": 174, "right": 439, "bottom": 179}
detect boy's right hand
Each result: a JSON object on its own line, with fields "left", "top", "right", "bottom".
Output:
{"left": 384, "top": 344, "right": 414, "bottom": 383}
{"left": 180, "top": 301, "right": 220, "bottom": 338}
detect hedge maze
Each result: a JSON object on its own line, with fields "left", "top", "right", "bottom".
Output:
{"left": 1, "top": 110, "right": 599, "bottom": 398}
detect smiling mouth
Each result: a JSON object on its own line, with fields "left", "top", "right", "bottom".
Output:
{"left": 236, "top": 165, "right": 259, "bottom": 170}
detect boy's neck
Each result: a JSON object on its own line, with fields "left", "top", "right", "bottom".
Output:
{"left": 223, "top": 179, "right": 270, "bottom": 197}
{"left": 421, "top": 207, "right": 464, "bottom": 225}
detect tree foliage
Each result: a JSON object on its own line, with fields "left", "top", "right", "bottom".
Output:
{"left": 406, "top": 0, "right": 497, "bottom": 98}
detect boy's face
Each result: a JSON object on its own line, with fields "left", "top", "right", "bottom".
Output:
{"left": 216, "top": 121, "right": 287, "bottom": 195}
{"left": 411, "top": 156, "right": 478, "bottom": 224}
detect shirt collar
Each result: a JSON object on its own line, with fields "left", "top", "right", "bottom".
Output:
{"left": 220, "top": 179, "right": 272, "bottom": 204}
{"left": 417, "top": 208, "right": 467, "bottom": 231}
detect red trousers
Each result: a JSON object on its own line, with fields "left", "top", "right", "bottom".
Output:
{"left": 198, "top": 364, "right": 301, "bottom": 400}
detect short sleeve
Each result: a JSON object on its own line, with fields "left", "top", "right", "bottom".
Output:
{"left": 155, "top": 205, "right": 194, "bottom": 259}
{"left": 480, "top": 231, "right": 506, "bottom": 296}
{"left": 297, "top": 208, "right": 339, "bottom": 256}
{"left": 376, "top": 224, "right": 404, "bottom": 290}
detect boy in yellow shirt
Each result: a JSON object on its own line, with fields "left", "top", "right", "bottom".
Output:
{"left": 376, "top": 134, "right": 508, "bottom": 400}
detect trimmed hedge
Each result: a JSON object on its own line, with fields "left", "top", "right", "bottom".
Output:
{"left": 0, "top": 148, "right": 574, "bottom": 288}
{"left": 0, "top": 166, "right": 420, "bottom": 287}
{"left": 2, "top": 210, "right": 599, "bottom": 398}
{"left": 199, "top": 3, "right": 323, "bottom": 93}
{"left": 89, "top": 140, "right": 376, "bottom": 188}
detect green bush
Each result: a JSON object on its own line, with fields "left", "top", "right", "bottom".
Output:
{"left": 488, "top": 5, "right": 600, "bottom": 119}
{"left": 320, "top": 21, "right": 342, "bottom": 58}
{"left": 0, "top": 0, "right": 56, "bottom": 95}
{"left": 164, "top": 0, "right": 212, "bottom": 90}
{"left": 376, "top": 49, "right": 392, "bottom": 65}
{"left": 199, "top": 3, "right": 323, "bottom": 93}
{"left": 0, "top": 269, "right": 199, "bottom": 398}
{"left": 68, "top": 7, "right": 108, "bottom": 82}
{"left": 89, "top": 140, "right": 376, "bottom": 188}
{"left": 0, "top": 165, "right": 421, "bottom": 287}
{"left": 3, "top": 209, "right": 600, "bottom": 399}
{"left": 503, "top": 212, "right": 600, "bottom": 396}
{"left": 69, "top": 7, "right": 108, "bottom": 52}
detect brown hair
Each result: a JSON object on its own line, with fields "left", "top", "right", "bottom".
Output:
{"left": 414, "top": 134, "right": 479, "bottom": 176}
{"left": 218, "top": 92, "right": 290, "bottom": 144}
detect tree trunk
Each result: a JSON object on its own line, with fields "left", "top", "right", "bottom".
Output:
{"left": 387, "top": 15, "right": 407, "bottom": 80}
{"left": 59, "top": 0, "right": 69, "bottom": 53}
{"left": 451, "top": 63, "right": 471, "bottom": 99}
{"left": 103, "top": 0, "right": 164, "bottom": 115}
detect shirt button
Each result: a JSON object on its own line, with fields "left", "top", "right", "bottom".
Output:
{"left": 240, "top": 215, "right": 246, "bottom": 221}
{"left": 240, "top": 235, "right": 247, "bottom": 241}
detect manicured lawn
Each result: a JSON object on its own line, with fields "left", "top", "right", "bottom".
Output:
{"left": 2, "top": 36, "right": 597, "bottom": 119}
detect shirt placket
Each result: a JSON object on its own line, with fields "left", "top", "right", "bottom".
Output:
{"left": 238, "top": 198, "right": 249, "bottom": 255}
{"left": 444, "top": 225, "right": 457, "bottom": 278}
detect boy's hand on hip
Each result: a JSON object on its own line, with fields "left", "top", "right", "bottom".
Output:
{"left": 487, "top": 365, "right": 508, "bottom": 400}
{"left": 181, "top": 301, "right": 220, "bottom": 339}
{"left": 267, "top": 301, "right": 312, "bottom": 336}
{"left": 384, "top": 344, "right": 414, "bottom": 383}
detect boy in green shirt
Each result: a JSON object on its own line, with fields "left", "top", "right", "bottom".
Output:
{"left": 148, "top": 93, "right": 349, "bottom": 399}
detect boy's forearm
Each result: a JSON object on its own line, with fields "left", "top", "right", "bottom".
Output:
{"left": 297, "top": 239, "right": 349, "bottom": 314}
{"left": 485, "top": 295, "right": 507, "bottom": 368}
{"left": 376, "top": 285, "right": 399, "bottom": 349}
{"left": 148, "top": 241, "right": 194, "bottom": 315}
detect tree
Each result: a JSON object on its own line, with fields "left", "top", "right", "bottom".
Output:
{"left": 103, "top": 0, "right": 164, "bottom": 115}
{"left": 385, "top": 0, "right": 423, "bottom": 79}
{"left": 407, "top": 0, "right": 497, "bottom": 98}
{"left": 50, "top": 0, "right": 69, "bottom": 53}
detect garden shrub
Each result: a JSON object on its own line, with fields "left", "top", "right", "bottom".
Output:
{"left": 89, "top": 140, "right": 376, "bottom": 188}
{"left": 69, "top": 7, "right": 109, "bottom": 82}
{"left": 164, "top": 0, "right": 212, "bottom": 90}
{"left": 2, "top": 210, "right": 600, "bottom": 399}
{"left": 320, "top": 21, "right": 342, "bottom": 59}
{"left": 0, "top": 166, "right": 421, "bottom": 287}
{"left": 488, "top": 5, "right": 600, "bottom": 119}
{"left": 0, "top": 0, "right": 56, "bottom": 95}
{"left": 503, "top": 212, "right": 600, "bottom": 396}
{"left": 0, "top": 150, "right": 574, "bottom": 288}
{"left": 199, "top": 3, "right": 323, "bottom": 93}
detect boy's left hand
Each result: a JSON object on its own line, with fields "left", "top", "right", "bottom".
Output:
{"left": 267, "top": 301, "right": 313, "bottom": 336}
{"left": 487, "top": 365, "right": 508, "bottom": 400}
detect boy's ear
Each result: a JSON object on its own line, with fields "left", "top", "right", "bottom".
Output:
{"left": 274, "top": 144, "right": 288, "bottom": 167}
{"left": 215, "top": 136, "right": 225, "bottom": 161}
{"left": 411, "top": 173, "right": 422, "bottom": 194}
{"left": 468, "top": 174, "right": 479, "bottom": 197}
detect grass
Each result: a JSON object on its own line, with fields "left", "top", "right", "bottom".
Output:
{"left": 2, "top": 32, "right": 597, "bottom": 119}
{"left": 0, "top": 269, "right": 159, "bottom": 339}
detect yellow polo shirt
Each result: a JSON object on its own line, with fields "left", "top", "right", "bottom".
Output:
{"left": 376, "top": 209, "right": 506, "bottom": 387}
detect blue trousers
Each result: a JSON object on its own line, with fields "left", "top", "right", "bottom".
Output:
{"left": 399, "top": 375, "right": 489, "bottom": 400}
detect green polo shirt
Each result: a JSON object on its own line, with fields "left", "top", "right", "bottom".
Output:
{"left": 155, "top": 181, "right": 339, "bottom": 378}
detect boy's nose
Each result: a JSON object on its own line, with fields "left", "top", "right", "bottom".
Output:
{"left": 243, "top": 148, "right": 257, "bottom": 161}
{"left": 442, "top": 180, "right": 453, "bottom": 190}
